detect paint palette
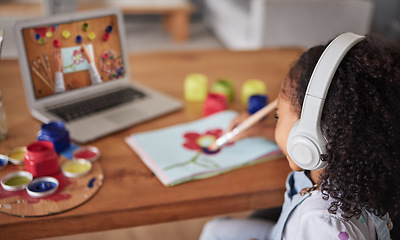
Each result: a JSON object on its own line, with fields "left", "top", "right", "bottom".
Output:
{"left": 0, "top": 159, "right": 103, "bottom": 217}
{"left": 26, "top": 176, "right": 59, "bottom": 198}
{"left": 99, "top": 50, "right": 123, "bottom": 81}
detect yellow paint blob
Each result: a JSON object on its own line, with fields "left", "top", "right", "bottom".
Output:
{"left": 8, "top": 151, "right": 24, "bottom": 159}
{"left": 8, "top": 147, "right": 26, "bottom": 164}
{"left": 63, "top": 161, "right": 91, "bottom": 174}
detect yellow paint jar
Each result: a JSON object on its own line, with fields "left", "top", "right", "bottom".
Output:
{"left": 184, "top": 73, "right": 208, "bottom": 102}
{"left": 241, "top": 79, "right": 266, "bottom": 107}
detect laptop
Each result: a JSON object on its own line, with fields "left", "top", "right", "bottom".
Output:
{"left": 0, "top": 29, "right": 3, "bottom": 56}
{"left": 14, "top": 8, "right": 182, "bottom": 143}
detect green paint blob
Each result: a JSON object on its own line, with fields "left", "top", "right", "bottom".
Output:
{"left": 5, "top": 176, "right": 31, "bottom": 186}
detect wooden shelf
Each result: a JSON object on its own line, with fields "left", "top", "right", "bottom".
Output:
{"left": 0, "top": 1, "right": 193, "bottom": 43}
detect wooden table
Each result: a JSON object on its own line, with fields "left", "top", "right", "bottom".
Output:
{"left": 0, "top": 48, "right": 302, "bottom": 239}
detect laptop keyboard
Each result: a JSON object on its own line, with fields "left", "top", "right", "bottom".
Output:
{"left": 48, "top": 88, "right": 146, "bottom": 122}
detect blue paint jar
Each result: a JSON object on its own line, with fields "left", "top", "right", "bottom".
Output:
{"left": 75, "top": 35, "right": 82, "bottom": 44}
{"left": 247, "top": 94, "right": 268, "bottom": 115}
{"left": 105, "top": 25, "right": 113, "bottom": 33}
{"left": 37, "top": 121, "right": 70, "bottom": 154}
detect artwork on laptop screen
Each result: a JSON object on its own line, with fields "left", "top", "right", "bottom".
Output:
{"left": 21, "top": 15, "right": 125, "bottom": 99}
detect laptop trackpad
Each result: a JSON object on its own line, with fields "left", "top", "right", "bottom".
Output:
{"left": 105, "top": 108, "right": 144, "bottom": 125}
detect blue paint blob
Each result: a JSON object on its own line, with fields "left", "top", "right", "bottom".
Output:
{"left": 88, "top": 177, "right": 96, "bottom": 188}
{"left": 202, "top": 147, "right": 220, "bottom": 155}
{"left": 0, "top": 157, "right": 6, "bottom": 167}
{"left": 34, "top": 33, "right": 40, "bottom": 40}
{"left": 28, "top": 181, "right": 57, "bottom": 192}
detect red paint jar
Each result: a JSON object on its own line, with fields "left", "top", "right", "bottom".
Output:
{"left": 24, "top": 141, "right": 59, "bottom": 177}
{"left": 203, "top": 93, "right": 228, "bottom": 117}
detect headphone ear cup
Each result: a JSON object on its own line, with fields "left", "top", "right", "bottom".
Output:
{"left": 285, "top": 33, "right": 364, "bottom": 170}
{"left": 287, "top": 121, "right": 327, "bottom": 170}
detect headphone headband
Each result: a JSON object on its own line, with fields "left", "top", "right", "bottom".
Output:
{"left": 287, "top": 32, "right": 364, "bottom": 170}
{"left": 300, "top": 33, "right": 365, "bottom": 132}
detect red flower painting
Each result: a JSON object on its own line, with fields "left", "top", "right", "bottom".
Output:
{"left": 164, "top": 128, "right": 233, "bottom": 171}
{"left": 182, "top": 129, "right": 224, "bottom": 154}
{"left": 72, "top": 50, "right": 85, "bottom": 65}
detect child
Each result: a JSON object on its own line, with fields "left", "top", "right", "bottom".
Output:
{"left": 200, "top": 33, "right": 400, "bottom": 239}
{"left": 52, "top": 44, "right": 102, "bottom": 93}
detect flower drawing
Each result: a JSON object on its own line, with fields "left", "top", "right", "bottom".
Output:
{"left": 164, "top": 129, "right": 233, "bottom": 171}
{"left": 63, "top": 49, "right": 87, "bottom": 72}
{"left": 183, "top": 129, "right": 223, "bottom": 153}
{"left": 72, "top": 50, "right": 85, "bottom": 65}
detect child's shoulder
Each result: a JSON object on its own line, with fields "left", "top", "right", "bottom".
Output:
{"left": 298, "top": 191, "right": 343, "bottom": 220}
{"left": 285, "top": 191, "right": 376, "bottom": 239}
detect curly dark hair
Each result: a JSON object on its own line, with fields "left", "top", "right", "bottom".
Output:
{"left": 282, "top": 33, "right": 400, "bottom": 220}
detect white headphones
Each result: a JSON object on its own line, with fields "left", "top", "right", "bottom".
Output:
{"left": 286, "top": 32, "right": 364, "bottom": 170}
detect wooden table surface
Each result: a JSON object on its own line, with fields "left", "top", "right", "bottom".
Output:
{"left": 0, "top": 48, "right": 303, "bottom": 239}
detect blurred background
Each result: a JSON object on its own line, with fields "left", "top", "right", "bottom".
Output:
{"left": 0, "top": 0, "right": 399, "bottom": 59}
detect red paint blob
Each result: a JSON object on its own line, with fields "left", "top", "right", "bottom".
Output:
{"left": 74, "top": 149, "right": 97, "bottom": 159}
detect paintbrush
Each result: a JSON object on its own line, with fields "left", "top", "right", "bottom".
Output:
{"left": 37, "top": 57, "right": 49, "bottom": 79}
{"left": 31, "top": 66, "right": 54, "bottom": 90}
{"left": 43, "top": 54, "right": 53, "bottom": 82}
{"left": 208, "top": 98, "right": 278, "bottom": 152}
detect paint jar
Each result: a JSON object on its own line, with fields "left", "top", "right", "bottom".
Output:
{"left": 247, "top": 94, "right": 268, "bottom": 115}
{"left": 184, "top": 73, "right": 208, "bottom": 102}
{"left": 24, "top": 141, "right": 59, "bottom": 177}
{"left": 37, "top": 121, "right": 70, "bottom": 154}
{"left": 203, "top": 93, "right": 228, "bottom": 117}
{"left": 211, "top": 79, "right": 235, "bottom": 102}
{"left": 82, "top": 22, "right": 89, "bottom": 32}
{"left": 241, "top": 79, "right": 266, "bottom": 107}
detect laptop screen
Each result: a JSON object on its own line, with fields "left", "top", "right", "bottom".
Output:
{"left": 21, "top": 14, "right": 124, "bottom": 99}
